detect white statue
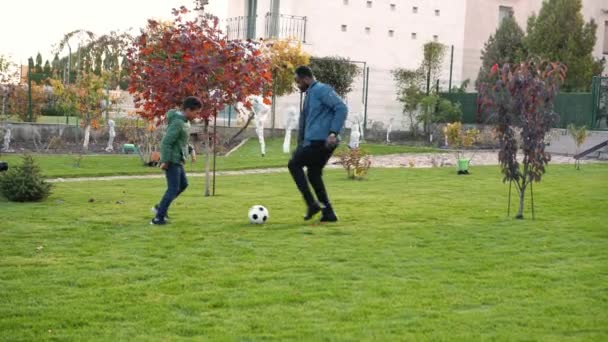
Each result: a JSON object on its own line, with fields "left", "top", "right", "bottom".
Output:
{"left": 386, "top": 118, "right": 394, "bottom": 144}
{"left": 283, "top": 106, "right": 299, "bottom": 153}
{"left": 1, "top": 125, "right": 12, "bottom": 152}
{"left": 32, "top": 128, "right": 42, "bottom": 151}
{"left": 105, "top": 119, "right": 116, "bottom": 152}
{"left": 349, "top": 125, "right": 361, "bottom": 149}
{"left": 234, "top": 96, "right": 272, "bottom": 156}
{"left": 348, "top": 115, "right": 363, "bottom": 149}
{"left": 246, "top": 96, "right": 270, "bottom": 156}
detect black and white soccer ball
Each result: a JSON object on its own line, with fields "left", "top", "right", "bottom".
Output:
{"left": 248, "top": 205, "right": 269, "bottom": 224}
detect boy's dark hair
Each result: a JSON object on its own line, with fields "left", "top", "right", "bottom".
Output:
{"left": 183, "top": 96, "right": 202, "bottom": 111}
{"left": 295, "top": 66, "right": 314, "bottom": 79}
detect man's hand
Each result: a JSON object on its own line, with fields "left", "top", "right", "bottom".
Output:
{"left": 160, "top": 162, "right": 169, "bottom": 170}
{"left": 326, "top": 133, "right": 338, "bottom": 149}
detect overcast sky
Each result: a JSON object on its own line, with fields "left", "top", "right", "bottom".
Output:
{"left": 0, "top": 0, "right": 228, "bottom": 64}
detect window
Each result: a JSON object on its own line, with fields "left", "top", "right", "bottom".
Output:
{"left": 388, "top": 29, "right": 395, "bottom": 37}
{"left": 412, "top": 6, "right": 418, "bottom": 13}
{"left": 411, "top": 32, "right": 417, "bottom": 40}
{"left": 390, "top": 3, "right": 396, "bottom": 11}
{"left": 365, "top": 27, "right": 371, "bottom": 34}
{"left": 367, "top": 1, "right": 372, "bottom": 8}
{"left": 433, "top": 35, "right": 439, "bottom": 42}
{"left": 341, "top": 24, "right": 348, "bottom": 32}
{"left": 604, "top": 21, "right": 608, "bottom": 54}
{"left": 435, "top": 9, "right": 440, "bottom": 16}
{"left": 499, "top": 6, "right": 513, "bottom": 23}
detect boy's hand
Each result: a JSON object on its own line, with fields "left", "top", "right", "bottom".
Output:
{"left": 160, "top": 162, "right": 169, "bottom": 170}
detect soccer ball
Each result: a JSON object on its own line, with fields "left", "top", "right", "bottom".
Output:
{"left": 248, "top": 205, "right": 269, "bottom": 224}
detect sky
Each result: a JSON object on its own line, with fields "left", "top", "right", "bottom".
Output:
{"left": 0, "top": 0, "right": 228, "bottom": 65}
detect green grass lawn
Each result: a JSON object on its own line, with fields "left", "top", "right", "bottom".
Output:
{"left": 0, "top": 138, "right": 438, "bottom": 178}
{"left": 1, "top": 165, "right": 607, "bottom": 340}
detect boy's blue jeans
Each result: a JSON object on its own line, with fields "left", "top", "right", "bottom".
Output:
{"left": 156, "top": 163, "right": 188, "bottom": 220}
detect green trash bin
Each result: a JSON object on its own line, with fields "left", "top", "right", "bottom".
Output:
{"left": 457, "top": 159, "right": 470, "bottom": 175}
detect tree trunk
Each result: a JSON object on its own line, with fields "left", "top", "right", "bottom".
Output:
{"left": 83, "top": 124, "right": 91, "bottom": 152}
{"left": 410, "top": 113, "right": 419, "bottom": 136}
{"left": 516, "top": 183, "right": 527, "bottom": 220}
{"left": 271, "top": 72, "right": 277, "bottom": 136}
{"left": 204, "top": 121, "right": 211, "bottom": 197}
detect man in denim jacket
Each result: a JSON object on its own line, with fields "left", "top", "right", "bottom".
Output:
{"left": 289, "top": 66, "right": 348, "bottom": 222}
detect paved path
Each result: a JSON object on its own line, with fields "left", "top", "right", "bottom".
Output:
{"left": 49, "top": 168, "right": 290, "bottom": 183}
{"left": 48, "top": 151, "right": 600, "bottom": 183}
{"left": 359, "top": 151, "right": 583, "bottom": 169}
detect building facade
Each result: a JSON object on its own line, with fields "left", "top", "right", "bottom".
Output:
{"left": 462, "top": 0, "right": 608, "bottom": 90}
{"left": 224, "top": 0, "right": 608, "bottom": 130}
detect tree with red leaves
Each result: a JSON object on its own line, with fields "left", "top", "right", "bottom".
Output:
{"left": 480, "top": 61, "right": 567, "bottom": 219}
{"left": 127, "top": 6, "right": 272, "bottom": 195}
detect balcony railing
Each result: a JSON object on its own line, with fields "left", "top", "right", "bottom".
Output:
{"left": 225, "top": 15, "right": 257, "bottom": 41}
{"left": 225, "top": 13, "right": 307, "bottom": 42}
{"left": 264, "top": 12, "right": 307, "bottom": 42}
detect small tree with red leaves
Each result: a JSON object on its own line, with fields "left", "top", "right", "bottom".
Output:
{"left": 127, "top": 6, "right": 272, "bottom": 195}
{"left": 480, "top": 61, "right": 566, "bottom": 219}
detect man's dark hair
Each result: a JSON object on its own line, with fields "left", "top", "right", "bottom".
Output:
{"left": 295, "top": 65, "right": 314, "bottom": 79}
{"left": 183, "top": 96, "right": 202, "bottom": 111}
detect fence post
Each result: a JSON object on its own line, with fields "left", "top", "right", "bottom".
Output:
{"left": 237, "top": 17, "right": 241, "bottom": 39}
{"left": 363, "top": 67, "right": 370, "bottom": 132}
{"left": 426, "top": 64, "right": 431, "bottom": 95}
{"left": 271, "top": 72, "right": 277, "bottom": 135}
{"left": 448, "top": 45, "right": 454, "bottom": 93}
{"left": 105, "top": 85, "right": 110, "bottom": 123}
{"left": 591, "top": 76, "right": 599, "bottom": 129}
{"left": 303, "top": 16, "right": 307, "bottom": 43}
{"left": 27, "top": 64, "right": 33, "bottom": 122}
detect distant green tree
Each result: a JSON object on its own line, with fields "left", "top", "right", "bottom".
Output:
{"left": 476, "top": 15, "right": 526, "bottom": 89}
{"left": 525, "top": 0, "right": 599, "bottom": 91}
{"left": 309, "top": 56, "right": 360, "bottom": 98}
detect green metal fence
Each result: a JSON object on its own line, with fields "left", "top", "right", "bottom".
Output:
{"left": 441, "top": 90, "right": 603, "bottom": 129}
{"left": 591, "top": 76, "right": 608, "bottom": 130}
{"left": 553, "top": 93, "right": 595, "bottom": 128}
{"left": 440, "top": 93, "right": 478, "bottom": 124}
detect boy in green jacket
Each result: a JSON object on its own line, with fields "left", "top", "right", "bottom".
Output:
{"left": 151, "top": 96, "right": 202, "bottom": 225}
